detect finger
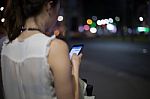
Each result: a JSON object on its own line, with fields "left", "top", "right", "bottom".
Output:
{"left": 78, "top": 53, "right": 83, "bottom": 58}
{"left": 72, "top": 53, "right": 77, "bottom": 56}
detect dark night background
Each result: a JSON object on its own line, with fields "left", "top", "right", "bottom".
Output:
{"left": 81, "top": 0, "right": 149, "bottom": 26}
{"left": 0, "top": 0, "right": 150, "bottom": 99}
{"left": 0, "top": 0, "right": 150, "bottom": 27}
{"left": 82, "top": 0, "right": 148, "bottom": 16}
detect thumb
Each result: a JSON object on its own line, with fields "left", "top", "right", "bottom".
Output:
{"left": 78, "top": 53, "right": 83, "bottom": 58}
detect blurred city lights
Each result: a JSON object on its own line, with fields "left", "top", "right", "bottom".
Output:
{"left": 90, "top": 27, "right": 97, "bottom": 33}
{"left": 128, "top": 28, "right": 132, "bottom": 34}
{"left": 101, "top": 19, "right": 108, "bottom": 25}
{"left": 106, "top": 24, "right": 117, "bottom": 33}
{"left": 84, "top": 25, "right": 90, "bottom": 31}
{"left": 90, "top": 22, "right": 96, "bottom": 27}
{"left": 78, "top": 26, "right": 84, "bottom": 32}
{"left": 139, "top": 17, "right": 144, "bottom": 22}
{"left": 92, "top": 16, "right": 97, "bottom": 21}
{"left": 104, "top": 19, "right": 109, "bottom": 24}
{"left": 137, "top": 27, "right": 149, "bottom": 33}
{"left": 106, "top": 24, "right": 114, "bottom": 31}
{"left": 97, "top": 20, "right": 102, "bottom": 25}
{"left": 0, "top": 7, "right": 4, "bottom": 11}
{"left": 57, "top": 16, "right": 64, "bottom": 21}
{"left": 142, "top": 49, "right": 148, "bottom": 54}
{"left": 101, "top": 19, "right": 105, "bottom": 25}
{"left": 108, "top": 18, "right": 114, "bottom": 23}
{"left": 1, "top": 18, "right": 5, "bottom": 23}
{"left": 87, "top": 19, "right": 93, "bottom": 25}
{"left": 115, "top": 16, "right": 120, "bottom": 22}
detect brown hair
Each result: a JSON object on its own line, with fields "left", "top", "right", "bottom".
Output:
{"left": 4, "top": 0, "right": 59, "bottom": 42}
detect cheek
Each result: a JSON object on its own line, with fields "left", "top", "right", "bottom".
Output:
{"left": 46, "top": 9, "right": 59, "bottom": 31}
{"left": 46, "top": 18, "right": 57, "bottom": 33}
{"left": 47, "top": 17, "right": 56, "bottom": 28}
{"left": 51, "top": 11, "right": 58, "bottom": 25}
{"left": 53, "top": 11, "right": 59, "bottom": 20}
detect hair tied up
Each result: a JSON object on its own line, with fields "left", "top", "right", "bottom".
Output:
{"left": 4, "top": 0, "right": 59, "bottom": 42}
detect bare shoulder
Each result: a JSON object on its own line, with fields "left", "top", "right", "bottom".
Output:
{"left": 51, "top": 38, "right": 68, "bottom": 47}
{"left": 50, "top": 39, "right": 68, "bottom": 55}
{"left": 48, "top": 38, "right": 71, "bottom": 68}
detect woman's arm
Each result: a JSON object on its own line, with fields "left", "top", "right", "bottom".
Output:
{"left": 48, "top": 39, "right": 81, "bottom": 99}
{"left": 71, "top": 53, "right": 82, "bottom": 99}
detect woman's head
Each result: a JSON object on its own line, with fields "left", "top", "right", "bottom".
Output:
{"left": 4, "top": 0, "right": 60, "bottom": 42}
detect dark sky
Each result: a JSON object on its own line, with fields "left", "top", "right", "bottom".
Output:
{"left": 82, "top": 0, "right": 120, "bottom": 18}
{"left": 82, "top": 0, "right": 148, "bottom": 18}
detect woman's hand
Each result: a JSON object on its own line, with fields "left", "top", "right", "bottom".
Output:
{"left": 71, "top": 53, "right": 83, "bottom": 75}
{"left": 71, "top": 53, "right": 82, "bottom": 99}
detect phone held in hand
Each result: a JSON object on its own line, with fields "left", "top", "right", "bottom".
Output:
{"left": 69, "top": 44, "right": 84, "bottom": 59}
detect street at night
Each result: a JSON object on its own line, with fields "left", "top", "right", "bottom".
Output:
{"left": 70, "top": 38, "right": 150, "bottom": 99}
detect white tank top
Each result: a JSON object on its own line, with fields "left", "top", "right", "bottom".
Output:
{"left": 1, "top": 33, "right": 57, "bottom": 99}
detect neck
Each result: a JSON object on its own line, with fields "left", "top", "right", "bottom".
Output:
{"left": 24, "top": 16, "right": 46, "bottom": 33}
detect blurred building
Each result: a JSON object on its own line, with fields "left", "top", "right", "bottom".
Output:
{"left": 63, "top": 0, "right": 83, "bottom": 31}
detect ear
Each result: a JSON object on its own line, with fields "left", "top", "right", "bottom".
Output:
{"left": 46, "top": 1, "right": 53, "bottom": 13}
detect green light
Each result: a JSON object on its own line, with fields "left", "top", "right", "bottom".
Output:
{"left": 145, "top": 28, "right": 149, "bottom": 33}
{"left": 90, "top": 22, "right": 96, "bottom": 27}
{"left": 137, "top": 27, "right": 149, "bottom": 33}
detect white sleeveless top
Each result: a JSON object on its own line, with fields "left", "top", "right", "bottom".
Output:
{"left": 1, "top": 33, "right": 57, "bottom": 99}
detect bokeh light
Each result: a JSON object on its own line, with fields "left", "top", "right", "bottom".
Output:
{"left": 1, "top": 18, "right": 5, "bottom": 23}
{"left": 57, "top": 16, "right": 64, "bottom": 21}
{"left": 115, "top": 16, "right": 120, "bottom": 22}
{"left": 87, "top": 19, "right": 93, "bottom": 25}
{"left": 78, "top": 26, "right": 84, "bottom": 32}
{"left": 90, "top": 27, "right": 97, "bottom": 33}
{"left": 90, "top": 22, "right": 97, "bottom": 27}
{"left": 139, "top": 17, "right": 144, "bottom": 22}
{"left": 106, "top": 24, "right": 117, "bottom": 33}
{"left": 105, "top": 19, "right": 109, "bottom": 24}
{"left": 108, "top": 18, "right": 114, "bottom": 23}
{"left": 97, "top": 20, "right": 102, "bottom": 25}
{"left": 0, "top": 7, "right": 4, "bottom": 11}
{"left": 101, "top": 19, "right": 107, "bottom": 25}
{"left": 84, "top": 25, "right": 90, "bottom": 31}
{"left": 92, "top": 16, "right": 98, "bottom": 21}
{"left": 137, "top": 27, "right": 149, "bottom": 33}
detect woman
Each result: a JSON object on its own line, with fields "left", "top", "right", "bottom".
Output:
{"left": 1, "top": 0, "right": 83, "bottom": 99}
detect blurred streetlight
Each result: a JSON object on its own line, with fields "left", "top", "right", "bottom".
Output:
{"left": 139, "top": 17, "right": 144, "bottom": 22}
{"left": 84, "top": 25, "right": 90, "bottom": 31}
{"left": 92, "top": 16, "right": 97, "bottom": 21}
{"left": 115, "top": 16, "right": 120, "bottom": 22}
{"left": 90, "top": 27, "right": 97, "bottom": 33}
{"left": 142, "top": 49, "right": 148, "bottom": 54}
{"left": 87, "top": 19, "right": 93, "bottom": 25}
{"left": 108, "top": 18, "right": 114, "bottom": 23}
{"left": 97, "top": 20, "right": 102, "bottom": 25}
{"left": 90, "top": 22, "right": 96, "bottom": 27}
{"left": 78, "top": 26, "right": 84, "bottom": 32}
{"left": 1, "top": 18, "right": 5, "bottom": 23}
{"left": 137, "top": 27, "right": 149, "bottom": 33}
{"left": 0, "top": 7, "right": 4, "bottom": 11}
{"left": 57, "top": 16, "right": 64, "bottom": 22}
{"left": 106, "top": 24, "right": 117, "bottom": 33}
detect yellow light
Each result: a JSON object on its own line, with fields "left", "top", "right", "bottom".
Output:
{"left": 87, "top": 19, "right": 93, "bottom": 25}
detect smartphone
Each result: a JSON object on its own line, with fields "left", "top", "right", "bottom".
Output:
{"left": 69, "top": 44, "right": 84, "bottom": 59}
